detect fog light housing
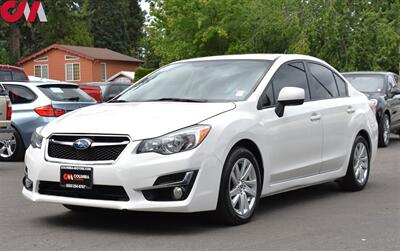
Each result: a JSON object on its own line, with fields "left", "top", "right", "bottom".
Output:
{"left": 142, "top": 171, "right": 198, "bottom": 201}
{"left": 23, "top": 175, "right": 33, "bottom": 191}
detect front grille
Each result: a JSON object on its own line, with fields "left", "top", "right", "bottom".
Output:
{"left": 39, "top": 181, "right": 130, "bottom": 201}
{"left": 47, "top": 135, "right": 130, "bottom": 162}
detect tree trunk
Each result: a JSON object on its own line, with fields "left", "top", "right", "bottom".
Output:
{"left": 8, "top": 23, "right": 22, "bottom": 64}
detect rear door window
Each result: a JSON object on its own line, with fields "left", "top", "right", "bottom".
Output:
{"left": 38, "top": 85, "right": 95, "bottom": 102}
{"left": 3, "top": 84, "right": 37, "bottom": 104}
{"left": 307, "top": 63, "right": 339, "bottom": 100}
{"left": 11, "top": 69, "right": 28, "bottom": 81}
{"left": 0, "top": 70, "right": 12, "bottom": 81}
{"left": 333, "top": 74, "right": 348, "bottom": 97}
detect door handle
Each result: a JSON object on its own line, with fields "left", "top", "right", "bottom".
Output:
{"left": 310, "top": 113, "right": 321, "bottom": 122}
{"left": 347, "top": 106, "right": 355, "bottom": 114}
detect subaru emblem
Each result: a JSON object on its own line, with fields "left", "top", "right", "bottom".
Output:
{"left": 73, "top": 138, "right": 93, "bottom": 151}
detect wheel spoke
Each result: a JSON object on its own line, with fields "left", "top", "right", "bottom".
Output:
{"left": 243, "top": 193, "right": 249, "bottom": 212}
{"left": 0, "top": 146, "right": 5, "bottom": 154}
{"left": 241, "top": 163, "right": 252, "bottom": 180}
{"left": 232, "top": 194, "right": 240, "bottom": 207}
{"left": 230, "top": 185, "right": 241, "bottom": 198}
{"left": 355, "top": 166, "right": 360, "bottom": 179}
{"left": 243, "top": 179, "right": 256, "bottom": 187}
{"left": 230, "top": 172, "right": 239, "bottom": 186}
{"left": 239, "top": 193, "right": 245, "bottom": 214}
{"left": 244, "top": 185, "right": 256, "bottom": 197}
{"left": 6, "top": 145, "right": 12, "bottom": 156}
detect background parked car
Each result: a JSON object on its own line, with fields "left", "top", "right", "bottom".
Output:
{"left": 0, "top": 84, "right": 13, "bottom": 158}
{"left": 0, "top": 81, "right": 96, "bottom": 161}
{"left": 342, "top": 72, "right": 400, "bottom": 147}
{"left": 79, "top": 82, "right": 132, "bottom": 103}
{"left": 0, "top": 65, "right": 29, "bottom": 82}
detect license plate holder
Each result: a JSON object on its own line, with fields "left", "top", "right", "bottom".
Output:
{"left": 60, "top": 166, "right": 93, "bottom": 189}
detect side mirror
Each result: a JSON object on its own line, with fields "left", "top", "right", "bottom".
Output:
{"left": 275, "top": 87, "right": 305, "bottom": 117}
{"left": 105, "top": 94, "right": 117, "bottom": 102}
{"left": 391, "top": 87, "right": 400, "bottom": 96}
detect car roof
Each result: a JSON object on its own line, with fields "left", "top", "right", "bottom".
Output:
{"left": 80, "top": 82, "right": 130, "bottom": 86}
{"left": 342, "top": 71, "right": 397, "bottom": 76}
{"left": 176, "top": 54, "right": 326, "bottom": 64}
{"left": 0, "top": 64, "right": 25, "bottom": 71}
{"left": 0, "top": 81, "right": 78, "bottom": 87}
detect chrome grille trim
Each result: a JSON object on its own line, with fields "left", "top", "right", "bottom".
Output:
{"left": 45, "top": 134, "right": 131, "bottom": 165}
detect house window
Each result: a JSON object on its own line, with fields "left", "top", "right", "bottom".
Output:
{"left": 101, "top": 63, "right": 107, "bottom": 81}
{"left": 65, "top": 63, "right": 80, "bottom": 81}
{"left": 65, "top": 55, "right": 80, "bottom": 60}
{"left": 34, "top": 65, "right": 49, "bottom": 78}
{"left": 34, "top": 56, "right": 48, "bottom": 62}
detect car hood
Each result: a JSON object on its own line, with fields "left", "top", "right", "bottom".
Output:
{"left": 41, "top": 102, "right": 236, "bottom": 140}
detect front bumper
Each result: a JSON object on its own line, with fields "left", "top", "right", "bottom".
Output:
{"left": 23, "top": 140, "right": 223, "bottom": 213}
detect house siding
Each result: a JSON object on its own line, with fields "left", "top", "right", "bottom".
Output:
{"left": 21, "top": 48, "right": 140, "bottom": 83}
{"left": 92, "top": 60, "right": 140, "bottom": 82}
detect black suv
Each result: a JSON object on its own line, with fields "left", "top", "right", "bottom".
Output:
{"left": 342, "top": 72, "right": 400, "bottom": 147}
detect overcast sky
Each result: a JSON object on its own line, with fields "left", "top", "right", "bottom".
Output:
{"left": 140, "top": 0, "right": 150, "bottom": 14}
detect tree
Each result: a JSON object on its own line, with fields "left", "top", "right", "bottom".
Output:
{"left": 88, "top": 0, "right": 144, "bottom": 55}
{"left": 146, "top": 0, "right": 400, "bottom": 72}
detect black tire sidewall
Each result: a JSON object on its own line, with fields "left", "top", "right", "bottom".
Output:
{"left": 217, "top": 147, "right": 262, "bottom": 225}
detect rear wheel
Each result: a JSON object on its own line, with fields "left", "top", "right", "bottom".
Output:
{"left": 378, "top": 114, "right": 390, "bottom": 147}
{"left": 216, "top": 147, "right": 261, "bottom": 225}
{"left": 339, "top": 135, "right": 370, "bottom": 191}
{"left": 0, "top": 128, "right": 25, "bottom": 161}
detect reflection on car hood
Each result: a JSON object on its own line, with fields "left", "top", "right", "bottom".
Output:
{"left": 41, "top": 102, "right": 236, "bottom": 140}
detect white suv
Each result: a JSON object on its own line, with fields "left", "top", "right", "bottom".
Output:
{"left": 23, "top": 54, "right": 378, "bottom": 225}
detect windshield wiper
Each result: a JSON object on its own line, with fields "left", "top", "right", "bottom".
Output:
{"left": 147, "top": 98, "right": 208, "bottom": 103}
{"left": 64, "top": 97, "right": 80, "bottom": 101}
{"left": 109, "top": 99, "right": 128, "bottom": 103}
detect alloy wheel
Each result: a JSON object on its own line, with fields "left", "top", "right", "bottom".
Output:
{"left": 352, "top": 142, "right": 369, "bottom": 185}
{"left": 229, "top": 158, "right": 258, "bottom": 217}
{"left": 0, "top": 134, "right": 16, "bottom": 158}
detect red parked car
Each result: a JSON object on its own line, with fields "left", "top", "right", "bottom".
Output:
{"left": 79, "top": 82, "right": 132, "bottom": 103}
{"left": 0, "top": 65, "right": 29, "bottom": 82}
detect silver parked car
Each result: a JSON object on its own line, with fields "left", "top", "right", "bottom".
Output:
{"left": 0, "top": 81, "right": 96, "bottom": 161}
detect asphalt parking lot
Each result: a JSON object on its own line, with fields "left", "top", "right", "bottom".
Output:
{"left": 0, "top": 136, "right": 399, "bottom": 251}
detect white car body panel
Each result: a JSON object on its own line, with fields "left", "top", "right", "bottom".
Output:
{"left": 23, "top": 54, "right": 378, "bottom": 213}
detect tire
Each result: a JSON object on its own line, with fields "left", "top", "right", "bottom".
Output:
{"left": 63, "top": 204, "right": 99, "bottom": 212}
{"left": 339, "top": 135, "right": 370, "bottom": 191}
{"left": 0, "top": 128, "right": 25, "bottom": 162}
{"left": 378, "top": 114, "right": 390, "bottom": 147}
{"left": 216, "top": 147, "right": 261, "bottom": 225}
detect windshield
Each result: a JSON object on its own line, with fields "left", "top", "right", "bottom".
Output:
{"left": 343, "top": 74, "right": 385, "bottom": 93}
{"left": 117, "top": 60, "right": 272, "bottom": 102}
{"left": 39, "top": 85, "right": 96, "bottom": 102}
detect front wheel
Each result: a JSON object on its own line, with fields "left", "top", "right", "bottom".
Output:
{"left": 339, "top": 135, "right": 370, "bottom": 191}
{"left": 216, "top": 147, "right": 261, "bottom": 225}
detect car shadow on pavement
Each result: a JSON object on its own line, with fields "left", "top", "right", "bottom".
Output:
{"left": 36, "top": 182, "right": 347, "bottom": 234}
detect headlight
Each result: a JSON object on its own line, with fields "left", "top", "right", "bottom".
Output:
{"left": 137, "top": 125, "right": 211, "bottom": 155}
{"left": 31, "top": 128, "right": 44, "bottom": 149}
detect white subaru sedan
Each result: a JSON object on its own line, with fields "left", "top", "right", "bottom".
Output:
{"left": 23, "top": 54, "right": 378, "bottom": 225}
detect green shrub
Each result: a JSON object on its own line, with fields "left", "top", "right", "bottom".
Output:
{"left": 135, "top": 67, "right": 156, "bottom": 82}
